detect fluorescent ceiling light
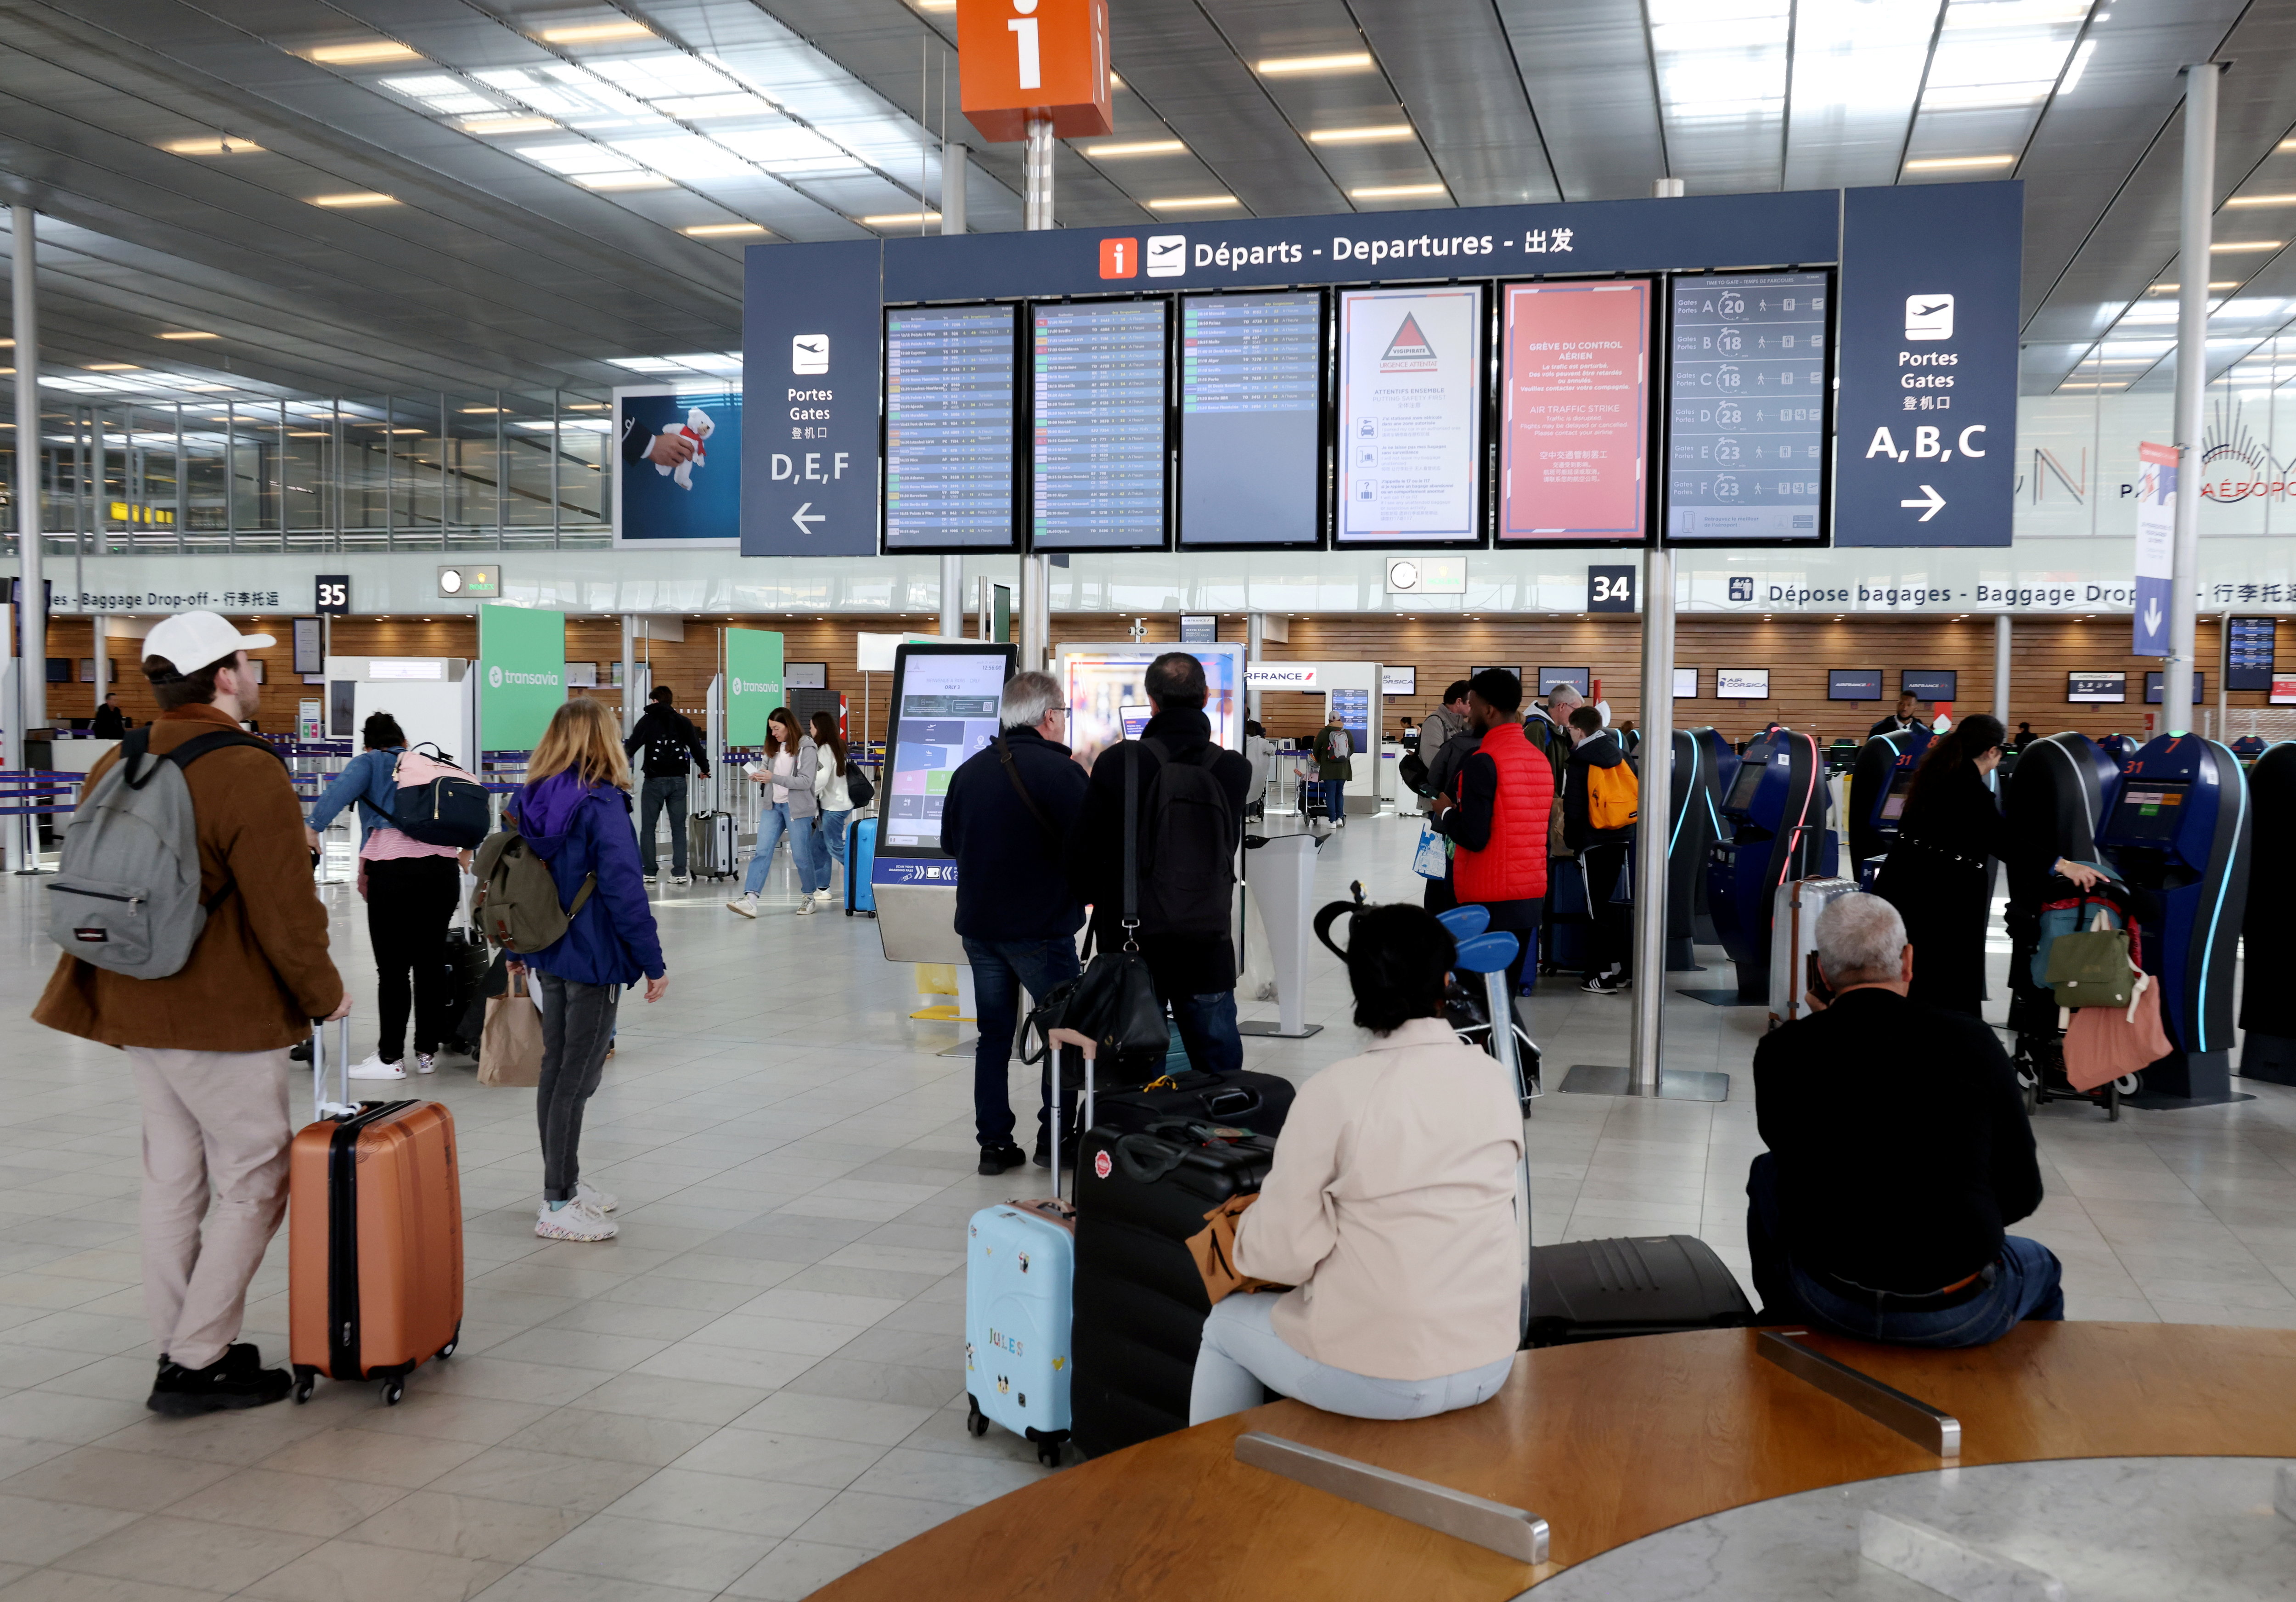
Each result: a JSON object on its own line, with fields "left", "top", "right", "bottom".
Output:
{"left": 609, "top": 135, "right": 754, "bottom": 181}
{"left": 381, "top": 74, "right": 496, "bottom": 115}
{"left": 519, "top": 142, "right": 638, "bottom": 175}
{"left": 2226, "top": 194, "right": 2296, "bottom": 208}
{"left": 578, "top": 172, "right": 672, "bottom": 189}
{"left": 1350, "top": 183, "right": 1446, "bottom": 198}
{"left": 309, "top": 41, "right": 419, "bottom": 65}
{"left": 288, "top": 431, "right": 330, "bottom": 438}
{"left": 1309, "top": 125, "right": 1414, "bottom": 144}
{"left": 862, "top": 211, "right": 940, "bottom": 226}
{"left": 1148, "top": 194, "right": 1240, "bottom": 209}
{"left": 1921, "top": 82, "right": 2054, "bottom": 110}
{"left": 462, "top": 115, "right": 555, "bottom": 134}
{"left": 459, "top": 406, "right": 505, "bottom": 414}
{"left": 2210, "top": 241, "right": 2283, "bottom": 253}
{"left": 1109, "top": 71, "right": 1124, "bottom": 89}
{"left": 2149, "top": 282, "right": 2240, "bottom": 292}
{"left": 1905, "top": 154, "right": 2015, "bottom": 169}
{"left": 540, "top": 22, "right": 653, "bottom": 44}
{"left": 1256, "top": 52, "right": 1374, "bottom": 75}
{"left": 566, "top": 402, "right": 607, "bottom": 409}
{"left": 2058, "top": 37, "right": 2098, "bottom": 93}
{"left": 156, "top": 331, "right": 217, "bottom": 340}
{"left": 86, "top": 363, "right": 137, "bottom": 372}
{"left": 310, "top": 191, "right": 398, "bottom": 206}
{"left": 683, "top": 222, "right": 768, "bottom": 236}
{"left": 1082, "top": 140, "right": 1185, "bottom": 158}
{"left": 161, "top": 135, "right": 262, "bottom": 155}
{"left": 2057, "top": 382, "right": 2125, "bottom": 389}
{"left": 914, "top": 0, "right": 955, "bottom": 10}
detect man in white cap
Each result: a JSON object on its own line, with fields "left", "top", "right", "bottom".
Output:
{"left": 35, "top": 610, "right": 348, "bottom": 1417}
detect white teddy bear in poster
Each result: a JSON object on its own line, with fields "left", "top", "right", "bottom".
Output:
{"left": 653, "top": 406, "right": 715, "bottom": 491}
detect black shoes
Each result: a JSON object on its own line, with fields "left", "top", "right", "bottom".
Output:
{"left": 1580, "top": 971, "right": 1631, "bottom": 995}
{"left": 146, "top": 1343, "right": 292, "bottom": 1416}
{"left": 978, "top": 1143, "right": 1027, "bottom": 1176}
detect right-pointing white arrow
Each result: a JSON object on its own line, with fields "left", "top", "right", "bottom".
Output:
{"left": 1900, "top": 484, "right": 1946, "bottom": 522}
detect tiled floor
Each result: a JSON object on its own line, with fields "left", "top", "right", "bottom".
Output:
{"left": 0, "top": 813, "right": 2287, "bottom": 1600}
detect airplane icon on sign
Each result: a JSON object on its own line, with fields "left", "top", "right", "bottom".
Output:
{"left": 1903, "top": 294, "right": 1953, "bottom": 340}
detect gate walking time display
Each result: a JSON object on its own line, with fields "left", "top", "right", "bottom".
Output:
{"left": 741, "top": 183, "right": 2021, "bottom": 557}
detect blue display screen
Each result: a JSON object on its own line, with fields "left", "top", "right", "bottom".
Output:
{"left": 884, "top": 306, "right": 1015, "bottom": 550}
{"left": 1031, "top": 301, "right": 1167, "bottom": 550}
{"left": 1666, "top": 271, "right": 1829, "bottom": 542}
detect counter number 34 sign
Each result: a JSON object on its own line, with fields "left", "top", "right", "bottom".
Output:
{"left": 1588, "top": 566, "right": 1637, "bottom": 613}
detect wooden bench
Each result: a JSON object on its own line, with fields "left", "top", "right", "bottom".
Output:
{"left": 814, "top": 1322, "right": 2296, "bottom": 1599}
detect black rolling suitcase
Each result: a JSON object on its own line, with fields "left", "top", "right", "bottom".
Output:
{"left": 1090, "top": 1069, "right": 1295, "bottom": 1140}
{"left": 1070, "top": 1122, "right": 1275, "bottom": 1459}
{"left": 1523, "top": 1234, "right": 1754, "bottom": 1348}
{"left": 440, "top": 929, "right": 493, "bottom": 1058}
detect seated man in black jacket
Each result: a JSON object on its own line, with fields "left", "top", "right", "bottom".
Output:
{"left": 1066, "top": 652, "right": 1253, "bottom": 1082}
{"left": 1748, "top": 891, "right": 2063, "bottom": 1347}
{"left": 940, "top": 671, "right": 1092, "bottom": 1175}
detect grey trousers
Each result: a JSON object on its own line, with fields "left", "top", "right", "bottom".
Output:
{"left": 1188, "top": 1290, "right": 1515, "bottom": 1426}
{"left": 536, "top": 974, "right": 620, "bottom": 1202}
{"left": 639, "top": 775, "right": 688, "bottom": 876}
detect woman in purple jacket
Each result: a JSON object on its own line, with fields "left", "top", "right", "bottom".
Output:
{"left": 511, "top": 698, "right": 668, "bottom": 1242}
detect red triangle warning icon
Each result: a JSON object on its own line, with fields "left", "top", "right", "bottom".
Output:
{"left": 1382, "top": 313, "right": 1435, "bottom": 364}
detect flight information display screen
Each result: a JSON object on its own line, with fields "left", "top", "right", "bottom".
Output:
{"left": 1179, "top": 293, "right": 1322, "bottom": 547}
{"left": 1667, "top": 271, "right": 1830, "bottom": 542}
{"left": 1030, "top": 300, "right": 1167, "bottom": 550}
{"left": 2226, "top": 616, "right": 2275, "bottom": 692}
{"left": 1336, "top": 285, "right": 1484, "bottom": 544}
{"left": 2106, "top": 780, "right": 2189, "bottom": 844}
{"left": 1498, "top": 281, "right": 1651, "bottom": 542}
{"left": 884, "top": 306, "right": 1016, "bottom": 550}
{"left": 883, "top": 650, "right": 1008, "bottom": 853}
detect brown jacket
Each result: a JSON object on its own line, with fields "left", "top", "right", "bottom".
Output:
{"left": 34, "top": 703, "right": 343, "bottom": 1050}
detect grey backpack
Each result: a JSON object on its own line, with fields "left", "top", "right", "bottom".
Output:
{"left": 46, "top": 727, "right": 282, "bottom": 978}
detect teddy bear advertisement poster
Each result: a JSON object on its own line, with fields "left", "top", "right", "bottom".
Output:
{"left": 613, "top": 384, "right": 743, "bottom": 547}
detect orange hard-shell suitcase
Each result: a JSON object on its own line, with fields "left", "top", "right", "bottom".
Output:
{"left": 288, "top": 1021, "right": 463, "bottom": 1405}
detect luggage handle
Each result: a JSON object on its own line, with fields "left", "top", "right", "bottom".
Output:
{"left": 311, "top": 1017, "right": 356, "bottom": 1123}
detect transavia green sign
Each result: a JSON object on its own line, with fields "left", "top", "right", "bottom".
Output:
{"left": 478, "top": 604, "right": 566, "bottom": 752}
{"left": 725, "top": 628, "right": 784, "bottom": 746}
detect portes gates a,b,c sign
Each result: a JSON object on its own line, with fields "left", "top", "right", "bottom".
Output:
{"left": 958, "top": 0, "right": 1111, "bottom": 143}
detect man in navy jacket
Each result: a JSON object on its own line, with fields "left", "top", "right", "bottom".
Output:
{"left": 940, "top": 670, "right": 1091, "bottom": 1175}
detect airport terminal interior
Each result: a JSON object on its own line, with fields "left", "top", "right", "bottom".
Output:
{"left": 1, "top": 0, "right": 2296, "bottom": 1597}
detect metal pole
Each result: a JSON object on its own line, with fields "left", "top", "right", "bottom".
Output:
{"left": 91, "top": 405, "right": 106, "bottom": 557}
{"left": 1017, "top": 113, "right": 1054, "bottom": 670}
{"left": 1628, "top": 545, "right": 1673, "bottom": 1096}
{"left": 13, "top": 204, "right": 45, "bottom": 739}
{"left": 1024, "top": 115, "right": 1053, "bottom": 231}
{"left": 621, "top": 613, "right": 639, "bottom": 736}
{"left": 940, "top": 554, "right": 962, "bottom": 637}
{"left": 1993, "top": 615, "right": 2011, "bottom": 728}
{"left": 1247, "top": 613, "right": 1266, "bottom": 724}
{"left": 942, "top": 142, "right": 969, "bottom": 236}
{"left": 2164, "top": 62, "right": 2221, "bottom": 728}
{"left": 173, "top": 402, "right": 185, "bottom": 556}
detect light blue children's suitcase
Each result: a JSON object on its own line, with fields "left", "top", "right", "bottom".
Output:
{"left": 964, "top": 1197, "right": 1074, "bottom": 1467}
{"left": 844, "top": 817, "right": 878, "bottom": 918}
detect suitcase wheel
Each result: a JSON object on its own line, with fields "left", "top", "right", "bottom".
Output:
{"left": 382, "top": 1378, "right": 405, "bottom": 1406}
{"left": 292, "top": 1367, "right": 315, "bottom": 1405}
{"left": 438, "top": 1324, "right": 460, "bottom": 1361}
{"left": 1037, "top": 1439, "right": 1062, "bottom": 1468}
{"left": 965, "top": 1395, "right": 987, "bottom": 1438}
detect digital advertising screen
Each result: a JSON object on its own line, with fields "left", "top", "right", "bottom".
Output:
{"left": 1829, "top": 669, "right": 1882, "bottom": 701}
{"left": 1330, "top": 688, "right": 1370, "bottom": 748}
{"left": 1057, "top": 643, "right": 1245, "bottom": 770}
{"left": 1666, "top": 271, "right": 1829, "bottom": 543}
{"left": 1030, "top": 299, "right": 1168, "bottom": 550}
{"left": 1336, "top": 285, "right": 1484, "bottom": 544}
{"left": 2068, "top": 672, "right": 2127, "bottom": 704}
{"left": 1178, "top": 293, "right": 1322, "bottom": 547}
{"left": 613, "top": 384, "right": 742, "bottom": 547}
{"left": 1901, "top": 669, "right": 1957, "bottom": 700}
{"left": 1716, "top": 669, "right": 1771, "bottom": 699}
{"left": 1535, "top": 667, "right": 1591, "bottom": 698}
{"left": 883, "top": 305, "right": 1016, "bottom": 550}
{"left": 1498, "top": 281, "right": 1651, "bottom": 542}
{"left": 881, "top": 647, "right": 1012, "bottom": 854}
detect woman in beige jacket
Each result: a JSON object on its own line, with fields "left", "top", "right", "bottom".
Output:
{"left": 1191, "top": 905, "right": 1526, "bottom": 1423}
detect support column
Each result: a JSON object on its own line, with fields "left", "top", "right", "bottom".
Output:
{"left": 91, "top": 614, "right": 106, "bottom": 706}
{"left": 1246, "top": 613, "right": 1266, "bottom": 723}
{"left": 940, "top": 554, "right": 962, "bottom": 637}
{"left": 1628, "top": 546, "right": 1674, "bottom": 1097}
{"left": 2164, "top": 62, "right": 2222, "bottom": 728}
{"left": 941, "top": 143, "right": 969, "bottom": 236}
{"left": 12, "top": 204, "right": 44, "bottom": 741}
{"left": 1016, "top": 116, "right": 1052, "bottom": 671}
{"left": 1018, "top": 556, "right": 1047, "bottom": 672}
{"left": 1993, "top": 615, "right": 2011, "bottom": 728}
{"left": 1023, "top": 116, "right": 1053, "bottom": 231}
{"left": 620, "top": 614, "right": 639, "bottom": 735}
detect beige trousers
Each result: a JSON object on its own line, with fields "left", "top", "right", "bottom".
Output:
{"left": 127, "top": 1046, "right": 294, "bottom": 1371}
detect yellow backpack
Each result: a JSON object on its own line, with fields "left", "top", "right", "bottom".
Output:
{"left": 1587, "top": 760, "right": 1639, "bottom": 831}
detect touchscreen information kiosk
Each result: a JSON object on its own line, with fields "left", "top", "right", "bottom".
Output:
{"left": 872, "top": 643, "right": 1017, "bottom": 963}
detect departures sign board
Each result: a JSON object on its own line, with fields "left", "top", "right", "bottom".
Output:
{"left": 741, "top": 184, "right": 2021, "bottom": 556}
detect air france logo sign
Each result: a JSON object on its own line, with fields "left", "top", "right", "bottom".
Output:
{"left": 1245, "top": 665, "right": 1318, "bottom": 688}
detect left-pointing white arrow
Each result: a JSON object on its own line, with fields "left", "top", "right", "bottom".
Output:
{"left": 792, "top": 502, "right": 824, "bottom": 533}
{"left": 1899, "top": 485, "right": 1946, "bottom": 522}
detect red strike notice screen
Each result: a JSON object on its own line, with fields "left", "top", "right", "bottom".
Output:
{"left": 1499, "top": 281, "right": 1651, "bottom": 541}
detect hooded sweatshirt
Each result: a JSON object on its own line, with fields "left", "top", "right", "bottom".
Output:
{"left": 1562, "top": 728, "right": 1634, "bottom": 852}
{"left": 513, "top": 769, "right": 666, "bottom": 987}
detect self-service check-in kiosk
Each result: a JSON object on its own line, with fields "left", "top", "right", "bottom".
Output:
{"left": 2003, "top": 732, "right": 2122, "bottom": 1044}
{"left": 1691, "top": 728, "right": 1736, "bottom": 946}
{"left": 872, "top": 643, "right": 1018, "bottom": 988}
{"left": 2238, "top": 741, "right": 2296, "bottom": 1086}
{"left": 1846, "top": 725, "right": 1933, "bottom": 889}
{"left": 1666, "top": 729, "right": 1722, "bottom": 971}
{"left": 1709, "top": 729, "right": 1832, "bottom": 1002}
{"left": 2093, "top": 734, "right": 2252, "bottom": 1104}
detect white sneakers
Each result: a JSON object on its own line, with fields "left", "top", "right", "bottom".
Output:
{"left": 347, "top": 1055, "right": 406, "bottom": 1081}
{"left": 727, "top": 894, "right": 759, "bottom": 919}
{"left": 671, "top": 873, "right": 691, "bottom": 886}
{"left": 535, "top": 1201, "right": 617, "bottom": 1242}
{"left": 414, "top": 1053, "right": 436, "bottom": 1075}
{"left": 793, "top": 897, "right": 818, "bottom": 916}
{"left": 576, "top": 1181, "right": 619, "bottom": 1213}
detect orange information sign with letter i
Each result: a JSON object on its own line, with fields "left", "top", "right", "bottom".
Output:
{"left": 958, "top": 0, "right": 1113, "bottom": 143}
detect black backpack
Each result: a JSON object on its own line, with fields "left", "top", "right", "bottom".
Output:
{"left": 1134, "top": 737, "right": 1238, "bottom": 937}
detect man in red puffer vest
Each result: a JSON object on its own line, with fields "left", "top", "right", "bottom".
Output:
{"left": 1425, "top": 668, "right": 1552, "bottom": 1010}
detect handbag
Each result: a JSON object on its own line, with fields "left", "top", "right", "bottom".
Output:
{"left": 1412, "top": 826, "right": 1448, "bottom": 880}
{"left": 1060, "top": 744, "right": 1170, "bottom": 1063}
{"left": 2063, "top": 969, "right": 2172, "bottom": 1091}
{"left": 844, "top": 764, "right": 876, "bottom": 809}
{"left": 477, "top": 966, "right": 544, "bottom": 1087}
{"left": 2043, "top": 903, "right": 2133, "bottom": 1010}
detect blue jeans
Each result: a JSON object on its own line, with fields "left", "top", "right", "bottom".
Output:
{"left": 743, "top": 802, "right": 825, "bottom": 897}
{"left": 1745, "top": 1153, "right": 2064, "bottom": 1348}
{"left": 820, "top": 808, "right": 851, "bottom": 885}
{"left": 1171, "top": 988, "right": 1244, "bottom": 1077}
{"left": 1188, "top": 1290, "right": 1514, "bottom": 1426}
{"left": 962, "top": 935, "right": 1081, "bottom": 1149}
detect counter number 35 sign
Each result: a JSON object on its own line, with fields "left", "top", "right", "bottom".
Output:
{"left": 314, "top": 575, "right": 351, "bottom": 615}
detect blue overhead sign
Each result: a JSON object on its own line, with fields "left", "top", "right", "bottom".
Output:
{"left": 1831, "top": 182, "right": 2022, "bottom": 548}
{"left": 740, "top": 239, "right": 880, "bottom": 558}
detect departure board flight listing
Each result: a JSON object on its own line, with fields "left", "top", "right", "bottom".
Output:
{"left": 884, "top": 305, "right": 1017, "bottom": 551}
{"left": 883, "top": 650, "right": 1009, "bottom": 853}
{"left": 1666, "top": 271, "right": 1832, "bottom": 543}
{"left": 1179, "top": 292, "right": 1323, "bottom": 547}
{"left": 1499, "top": 281, "right": 1651, "bottom": 542}
{"left": 1336, "top": 286, "right": 1483, "bottom": 544}
{"left": 1031, "top": 300, "right": 1169, "bottom": 550}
